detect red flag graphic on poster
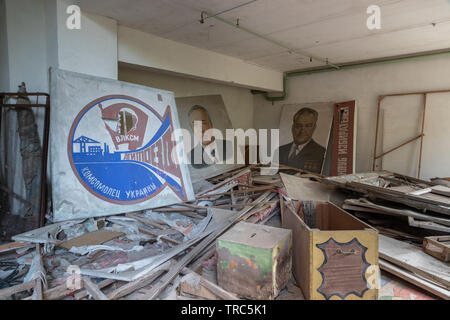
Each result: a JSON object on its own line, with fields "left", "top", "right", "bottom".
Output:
{"left": 331, "top": 101, "right": 356, "bottom": 176}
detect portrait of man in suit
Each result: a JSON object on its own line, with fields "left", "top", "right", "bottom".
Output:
{"left": 277, "top": 107, "right": 326, "bottom": 173}
{"left": 187, "top": 105, "right": 230, "bottom": 169}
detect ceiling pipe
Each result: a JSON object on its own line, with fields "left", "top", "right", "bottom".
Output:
{"left": 252, "top": 50, "right": 450, "bottom": 102}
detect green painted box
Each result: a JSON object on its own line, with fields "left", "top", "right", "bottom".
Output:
{"left": 216, "top": 221, "right": 292, "bottom": 300}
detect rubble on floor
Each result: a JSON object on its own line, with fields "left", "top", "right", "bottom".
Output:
{"left": 321, "top": 171, "right": 450, "bottom": 299}
{"left": 0, "top": 167, "right": 448, "bottom": 300}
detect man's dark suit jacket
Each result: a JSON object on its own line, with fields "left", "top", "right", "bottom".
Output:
{"left": 188, "top": 139, "right": 231, "bottom": 169}
{"left": 277, "top": 139, "right": 326, "bottom": 173}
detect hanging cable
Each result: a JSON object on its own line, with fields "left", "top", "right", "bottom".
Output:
{"left": 199, "top": 0, "right": 260, "bottom": 23}
{"left": 200, "top": 10, "right": 340, "bottom": 69}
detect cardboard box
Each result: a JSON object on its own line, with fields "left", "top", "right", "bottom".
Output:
{"left": 282, "top": 200, "right": 379, "bottom": 300}
{"left": 216, "top": 221, "right": 292, "bottom": 300}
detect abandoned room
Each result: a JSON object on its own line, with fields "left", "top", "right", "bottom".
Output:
{"left": 0, "top": 0, "right": 449, "bottom": 305}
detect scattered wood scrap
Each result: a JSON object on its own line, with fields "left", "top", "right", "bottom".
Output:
{"left": 323, "top": 171, "right": 450, "bottom": 216}
{"left": 59, "top": 230, "right": 124, "bottom": 250}
{"left": 83, "top": 277, "right": 109, "bottom": 300}
{"left": 423, "top": 236, "right": 450, "bottom": 262}
{"left": 4, "top": 164, "right": 446, "bottom": 301}
{"left": 379, "top": 235, "right": 450, "bottom": 290}
{"left": 0, "top": 165, "right": 289, "bottom": 300}
{"left": 178, "top": 271, "right": 238, "bottom": 300}
{"left": 379, "top": 259, "right": 450, "bottom": 300}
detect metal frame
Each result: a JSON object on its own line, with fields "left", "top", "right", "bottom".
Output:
{"left": 372, "top": 89, "right": 450, "bottom": 178}
{"left": 0, "top": 92, "right": 50, "bottom": 228}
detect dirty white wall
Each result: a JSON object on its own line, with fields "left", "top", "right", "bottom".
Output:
{"left": 118, "top": 26, "right": 283, "bottom": 93}
{"left": 2, "top": 0, "right": 118, "bottom": 91}
{"left": 118, "top": 65, "right": 255, "bottom": 130}
{"left": 3, "top": 0, "right": 49, "bottom": 92}
{"left": 0, "top": 0, "right": 9, "bottom": 92}
{"left": 1, "top": 0, "right": 52, "bottom": 217}
{"left": 254, "top": 55, "right": 450, "bottom": 180}
{"left": 56, "top": 0, "right": 118, "bottom": 80}
{"left": 0, "top": 0, "right": 118, "bottom": 218}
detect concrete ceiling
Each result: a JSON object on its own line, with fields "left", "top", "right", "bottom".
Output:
{"left": 79, "top": 0, "right": 450, "bottom": 72}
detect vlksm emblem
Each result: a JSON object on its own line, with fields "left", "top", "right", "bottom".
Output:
{"left": 68, "top": 95, "right": 188, "bottom": 204}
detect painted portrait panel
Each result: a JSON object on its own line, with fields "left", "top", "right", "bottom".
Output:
{"left": 175, "top": 95, "right": 243, "bottom": 183}
{"left": 277, "top": 102, "right": 334, "bottom": 174}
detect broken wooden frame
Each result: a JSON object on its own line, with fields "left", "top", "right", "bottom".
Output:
{"left": 373, "top": 89, "right": 450, "bottom": 178}
{"left": 323, "top": 171, "right": 450, "bottom": 216}
{"left": 423, "top": 235, "right": 450, "bottom": 262}
{"left": 379, "top": 235, "right": 450, "bottom": 293}
{"left": 0, "top": 91, "right": 50, "bottom": 229}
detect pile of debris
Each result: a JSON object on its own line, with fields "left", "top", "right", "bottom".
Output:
{"left": 321, "top": 171, "right": 450, "bottom": 299}
{"left": 0, "top": 166, "right": 297, "bottom": 300}
{"left": 1, "top": 166, "right": 449, "bottom": 300}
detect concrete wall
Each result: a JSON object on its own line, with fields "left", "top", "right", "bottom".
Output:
{"left": 2, "top": 0, "right": 118, "bottom": 92}
{"left": 3, "top": 0, "right": 49, "bottom": 92}
{"left": 0, "top": 0, "right": 118, "bottom": 217}
{"left": 118, "top": 26, "right": 283, "bottom": 93}
{"left": 118, "top": 65, "right": 255, "bottom": 130}
{"left": 57, "top": 0, "right": 118, "bottom": 79}
{"left": 0, "top": 0, "right": 9, "bottom": 92}
{"left": 254, "top": 55, "right": 450, "bottom": 180}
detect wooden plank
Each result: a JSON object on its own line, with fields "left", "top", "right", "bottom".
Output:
{"left": 141, "top": 192, "right": 272, "bottom": 300}
{"left": 379, "top": 235, "right": 450, "bottom": 289}
{"left": 23, "top": 278, "right": 115, "bottom": 300}
{"left": 107, "top": 260, "right": 172, "bottom": 300}
{"left": 324, "top": 171, "right": 450, "bottom": 216}
{"left": 179, "top": 271, "right": 238, "bottom": 300}
{"left": 32, "top": 279, "right": 43, "bottom": 300}
{"left": 408, "top": 217, "right": 450, "bottom": 233}
{"left": 197, "top": 185, "right": 275, "bottom": 199}
{"left": 251, "top": 174, "right": 281, "bottom": 186}
{"left": 23, "top": 283, "right": 75, "bottom": 300}
{"left": 59, "top": 230, "right": 124, "bottom": 250}
{"left": 137, "top": 226, "right": 180, "bottom": 246}
{"left": 379, "top": 259, "right": 450, "bottom": 300}
{"left": 188, "top": 245, "right": 216, "bottom": 273}
{"left": 408, "top": 188, "right": 433, "bottom": 196}
{"left": 152, "top": 207, "right": 206, "bottom": 213}
{"left": 431, "top": 185, "right": 450, "bottom": 197}
{"left": 83, "top": 277, "right": 109, "bottom": 300}
{"left": 26, "top": 284, "right": 76, "bottom": 300}
{"left": 0, "top": 242, "right": 30, "bottom": 254}
{"left": 423, "top": 236, "right": 450, "bottom": 262}
{"left": 281, "top": 202, "right": 311, "bottom": 299}
{"left": 344, "top": 199, "right": 450, "bottom": 226}
{"left": 178, "top": 278, "right": 219, "bottom": 300}
{"left": 375, "top": 226, "right": 423, "bottom": 243}
{"left": 172, "top": 211, "right": 206, "bottom": 219}
{"left": 280, "top": 173, "right": 333, "bottom": 201}
{"left": 126, "top": 213, "right": 167, "bottom": 230}
{"left": 0, "top": 281, "right": 35, "bottom": 299}
{"left": 32, "top": 243, "right": 46, "bottom": 300}
{"left": 211, "top": 200, "right": 277, "bottom": 210}
{"left": 74, "top": 279, "right": 115, "bottom": 300}
{"left": 197, "top": 168, "right": 251, "bottom": 197}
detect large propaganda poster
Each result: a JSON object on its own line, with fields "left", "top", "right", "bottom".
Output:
{"left": 277, "top": 102, "right": 334, "bottom": 174}
{"left": 330, "top": 101, "right": 356, "bottom": 176}
{"left": 175, "top": 95, "right": 243, "bottom": 183}
{"left": 50, "top": 69, "right": 194, "bottom": 221}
